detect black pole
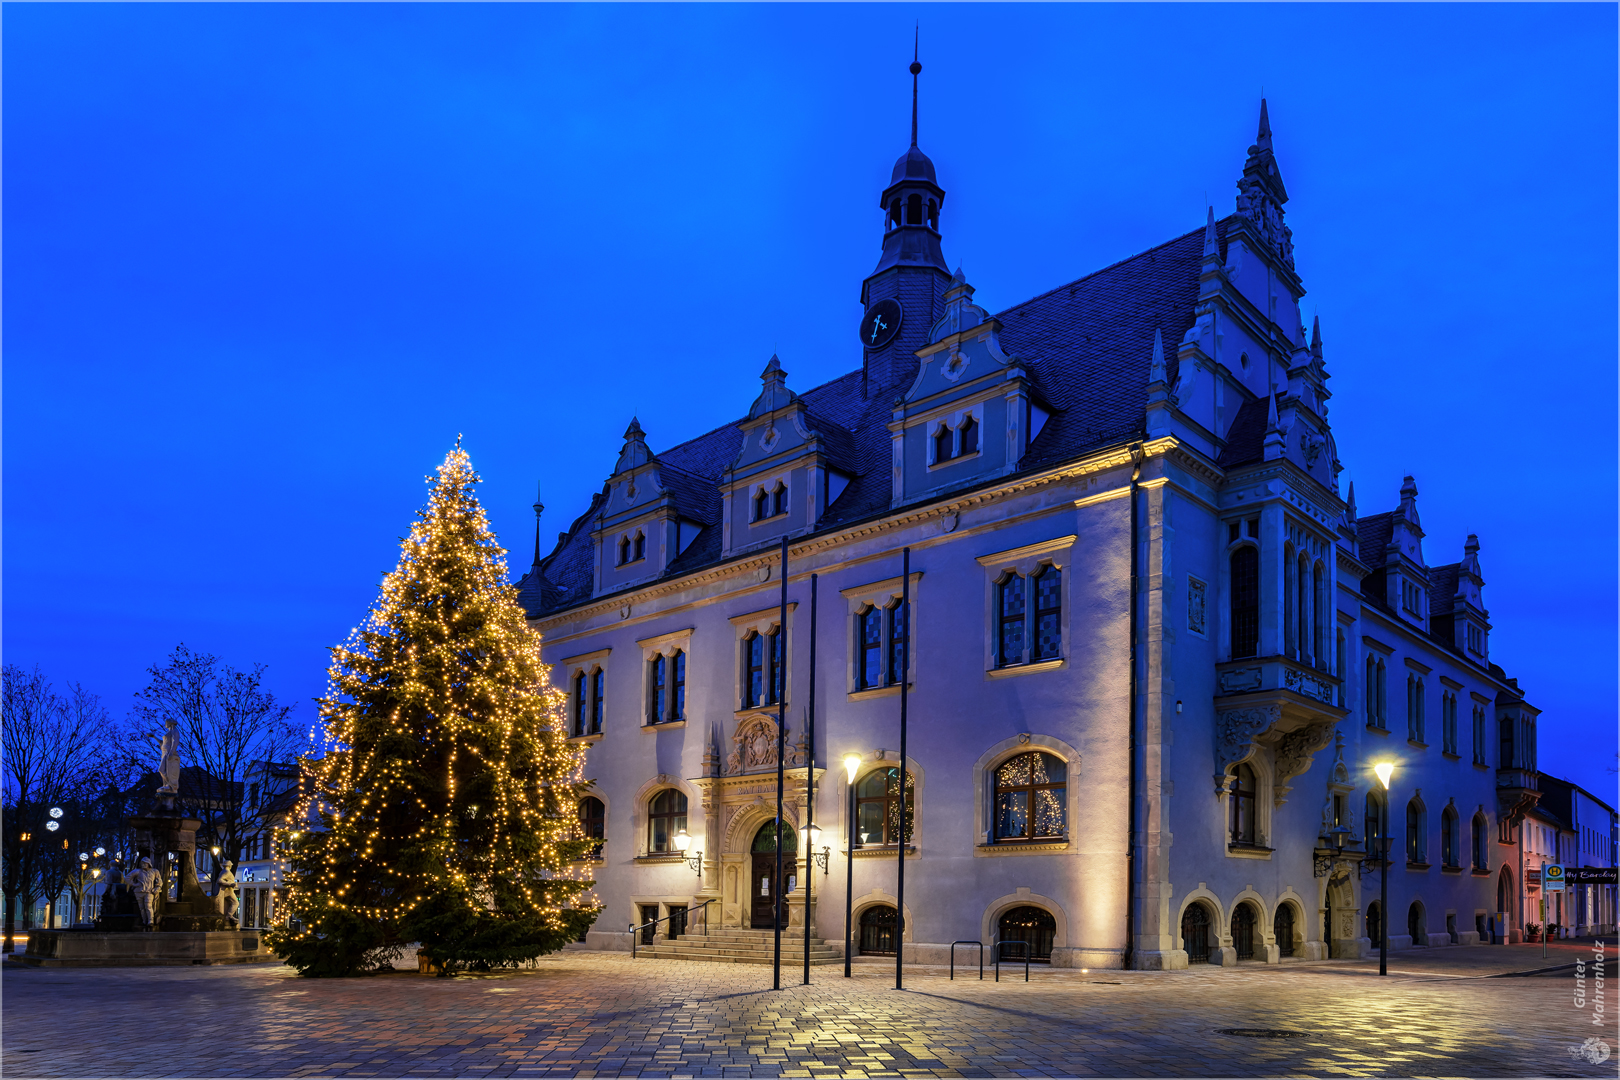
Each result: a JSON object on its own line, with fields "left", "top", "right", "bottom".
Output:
{"left": 845, "top": 774, "right": 855, "bottom": 977}
{"left": 804, "top": 573, "right": 817, "bottom": 985}
{"left": 1124, "top": 443, "right": 1142, "bottom": 970}
{"left": 1379, "top": 801, "right": 1389, "bottom": 976}
{"left": 773, "top": 535, "right": 788, "bottom": 990}
{"left": 895, "top": 547, "right": 910, "bottom": 991}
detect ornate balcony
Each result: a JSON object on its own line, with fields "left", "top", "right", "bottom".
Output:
{"left": 1214, "top": 654, "right": 1347, "bottom": 805}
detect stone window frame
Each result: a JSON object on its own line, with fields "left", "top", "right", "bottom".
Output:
{"left": 840, "top": 573, "right": 922, "bottom": 699}
{"left": 1405, "top": 792, "right": 1430, "bottom": 868}
{"left": 1440, "top": 800, "right": 1462, "bottom": 869}
{"left": 631, "top": 773, "right": 698, "bottom": 860}
{"left": 615, "top": 529, "right": 647, "bottom": 567}
{"left": 729, "top": 603, "right": 796, "bottom": 713}
{"left": 1363, "top": 636, "right": 1394, "bottom": 731}
{"left": 637, "top": 627, "right": 694, "bottom": 728}
{"left": 976, "top": 535, "right": 1077, "bottom": 678}
{"left": 1223, "top": 524, "right": 1262, "bottom": 661}
{"left": 561, "top": 648, "right": 610, "bottom": 742}
{"left": 971, "top": 734, "right": 1080, "bottom": 856}
{"left": 836, "top": 750, "right": 926, "bottom": 858}
{"left": 925, "top": 403, "right": 985, "bottom": 470}
{"left": 747, "top": 473, "right": 790, "bottom": 525}
{"left": 1221, "top": 749, "right": 1277, "bottom": 859}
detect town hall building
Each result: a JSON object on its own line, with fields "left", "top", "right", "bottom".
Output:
{"left": 518, "top": 70, "right": 1545, "bottom": 968}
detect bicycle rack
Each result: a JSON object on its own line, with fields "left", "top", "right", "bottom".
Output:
{"left": 994, "top": 938, "right": 1030, "bottom": 982}
{"left": 949, "top": 940, "right": 983, "bottom": 980}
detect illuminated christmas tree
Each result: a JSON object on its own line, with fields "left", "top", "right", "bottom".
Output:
{"left": 270, "top": 442, "right": 597, "bottom": 976}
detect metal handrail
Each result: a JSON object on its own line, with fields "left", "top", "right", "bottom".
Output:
{"left": 630, "top": 898, "right": 715, "bottom": 959}
{"left": 949, "top": 940, "right": 983, "bottom": 981}
{"left": 994, "top": 938, "right": 1030, "bottom": 982}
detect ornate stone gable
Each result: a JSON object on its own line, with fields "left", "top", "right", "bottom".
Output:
{"left": 725, "top": 714, "right": 808, "bottom": 776}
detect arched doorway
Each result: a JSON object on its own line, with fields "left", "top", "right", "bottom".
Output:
{"left": 1366, "top": 901, "right": 1381, "bottom": 944}
{"left": 1274, "top": 904, "right": 1296, "bottom": 958}
{"left": 750, "top": 821, "right": 797, "bottom": 930}
{"left": 1497, "top": 866, "right": 1513, "bottom": 924}
{"left": 858, "top": 905, "right": 897, "bottom": 955}
{"left": 1232, "top": 902, "right": 1258, "bottom": 960}
{"left": 1181, "top": 903, "right": 1212, "bottom": 964}
{"left": 1408, "top": 901, "right": 1425, "bottom": 946}
{"left": 997, "top": 905, "right": 1056, "bottom": 963}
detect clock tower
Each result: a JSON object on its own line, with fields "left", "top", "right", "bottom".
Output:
{"left": 859, "top": 45, "right": 953, "bottom": 398}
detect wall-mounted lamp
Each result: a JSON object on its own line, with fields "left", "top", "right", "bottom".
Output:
{"left": 844, "top": 754, "right": 861, "bottom": 785}
{"left": 673, "top": 828, "right": 702, "bottom": 876}
{"left": 807, "top": 824, "right": 830, "bottom": 873}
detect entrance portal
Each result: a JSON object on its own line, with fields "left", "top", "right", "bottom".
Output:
{"left": 749, "top": 821, "right": 797, "bottom": 930}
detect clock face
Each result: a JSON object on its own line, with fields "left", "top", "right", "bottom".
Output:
{"left": 859, "top": 298, "right": 903, "bottom": 351}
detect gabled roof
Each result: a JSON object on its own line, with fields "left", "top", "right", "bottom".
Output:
{"left": 524, "top": 222, "right": 1219, "bottom": 619}
{"left": 1428, "top": 564, "right": 1460, "bottom": 618}
{"left": 1356, "top": 512, "right": 1394, "bottom": 564}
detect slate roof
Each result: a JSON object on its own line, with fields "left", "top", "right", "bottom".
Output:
{"left": 1428, "top": 564, "right": 1460, "bottom": 618}
{"left": 1356, "top": 512, "right": 1394, "bottom": 565}
{"left": 523, "top": 221, "right": 1228, "bottom": 619}
{"left": 1218, "top": 396, "right": 1269, "bottom": 468}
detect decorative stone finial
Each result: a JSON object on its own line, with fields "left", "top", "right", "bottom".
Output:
{"left": 1461, "top": 534, "right": 1484, "bottom": 582}
{"left": 1235, "top": 98, "right": 1294, "bottom": 269}
{"left": 1310, "top": 314, "right": 1323, "bottom": 359}
{"left": 1203, "top": 205, "right": 1219, "bottom": 258}
{"left": 1262, "top": 393, "right": 1286, "bottom": 461}
{"left": 1149, "top": 328, "right": 1167, "bottom": 386}
{"left": 747, "top": 354, "right": 798, "bottom": 419}
{"left": 613, "top": 417, "right": 654, "bottom": 475}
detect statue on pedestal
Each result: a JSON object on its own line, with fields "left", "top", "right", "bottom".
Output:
{"left": 129, "top": 858, "right": 164, "bottom": 930}
{"left": 214, "top": 861, "right": 239, "bottom": 924}
{"left": 157, "top": 717, "right": 182, "bottom": 796}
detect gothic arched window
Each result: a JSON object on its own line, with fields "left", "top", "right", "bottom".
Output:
{"left": 771, "top": 482, "right": 787, "bottom": 518}
{"left": 572, "top": 670, "right": 587, "bottom": 736}
{"left": 648, "top": 654, "right": 666, "bottom": 725}
{"left": 1230, "top": 546, "right": 1259, "bottom": 658}
{"left": 753, "top": 487, "right": 769, "bottom": 522}
{"left": 632, "top": 531, "right": 645, "bottom": 561}
{"left": 993, "top": 752, "right": 1066, "bottom": 841}
{"left": 934, "top": 423, "right": 953, "bottom": 463}
{"left": 671, "top": 650, "right": 686, "bottom": 721}
{"left": 1472, "top": 812, "right": 1489, "bottom": 870}
{"left": 590, "top": 669, "right": 605, "bottom": 735}
{"left": 959, "top": 415, "right": 978, "bottom": 455}
{"left": 1229, "top": 763, "right": 1257, "bottom": 846}
{"left": 617, "top": 535, "right": 631, "bottom": 565}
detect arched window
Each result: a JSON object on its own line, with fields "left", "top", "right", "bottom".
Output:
{"left": 579, "top": 797, "right": 605, "bottom": 858}
{"left": 617, "top": 535, "right": 631, "bottom": 565}
{"left": 1366, "top": 791, "right": 1384, "bottom": 852}
{"left": 997, "top": 906, "right": 1056, "bottom": 962}
{"left": 1230, "top": 763, "right": 1257, "bottom": 846}
{"left": 1181, "top": 904, "right": 1211, "bottom": 964}
{"left": 885, "top": 599, "right": 908, "bottom": 686}
{"left": 753, "top": 487, "right": 769, "bottom": 521}
{"left": 996, "top": 573, "right": 1026, "bottom": 667}
{"left": 1441, "top": 806, "right": 1459, "bottom": 868}
{"left": 1472, "top": 813, "right": 1489, "bottom": 870}
{"left": 1366, "top": 901, "right": 1381, "bottom": 942}
{"left": 959, "top": 415, "right": 978, "bottom": 455}
{"left": 1365, "top": 657, "right": 1378, "bottom": 726}
{"left": 858, "top": 606, "right": 882, "bottom": 690}
{"left": 934, "top": 423, "right": 954, "bottom": 463}
{"left": 744, "top": 632, "right": 765, "bottom": 707}
{"left": 771, "top": 482, "right": 787, "bottom": 518}
{"left": 671, "top": 650, "right": 686, "bottom": 721}
{"left": 859, "top": 905, "right": 898, "bottom": 955}
{"left": 1312, "top": 563, "right": 1326, "bottom": 665}
{"left": 1407, "top": 902, "right": 1424, "bottom": 945}
{"left": 854, "top": 767, "right": 914, "bottom": 846}
{"left": 1230, "top": 546, "right": 1259, "bottom": 658}
{"left": 1406, "top": 799, "right": 1426, "bottom": 864}
{"left": 572, "top": 670, "right": 587, "bottom": 736}
{"left": 1498, "top": 867, "right": 1512, "bottom": 916}
{"left": 1297, "top": 552, "right": 1310, "bottom": 663}
{"left": 1274, "top": 904, "right": 1296, "bottom": 957}
{"left": 993, "top": 752, "right": 1066, "bottom": 841}
{"left": 647, "top": 789, "right": 688, "bottom": 853}
{"left": 1232, "top": 902, "right": 1257, "bottom": 960}
{"left": 1032, "top": 565, "right": 1062, "bottom": 661}
{"left": 906, "top": 193, "right": 923, "bottom": 225}
{"left": 648, "top": 654, "right": 666, "bottom": 725}
{"left": 590, "top": 669, "right": 605, "bottom": 735}
{"left": 926, "top": 199, "right": 938, "bottom": 230}
{"left": 632, "top": 531, "right": 645, "bottom": 561}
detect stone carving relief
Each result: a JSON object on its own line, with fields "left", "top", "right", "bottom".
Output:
{"left": 1218, "top": 668, "right": 1262, "bottom": 694}
{"left": 1236, "top": 174, "right": 1295, "bottom": 269}
{"left": 1273, "top": 722, "right": 1336, "bottom": 807}
{"left": 725, "top": 715, "right": 808, "bottom": 776}
{"left": 1213, "top": 704, "right": 1280, "bottom": 796}
{"left": 1283, "top": 667, "right": 1334, "bottom": 704}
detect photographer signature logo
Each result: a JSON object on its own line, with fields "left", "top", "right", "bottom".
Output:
{"left": 1567, "top": 1037, "right": 1611, "bottom": 1065}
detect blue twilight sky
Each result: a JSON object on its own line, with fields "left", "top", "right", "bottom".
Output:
{"left": 5, "top": 5, "right": 1616, "bottom": 795}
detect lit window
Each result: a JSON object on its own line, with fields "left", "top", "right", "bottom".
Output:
{"left": 854, "top": 767, "right": 914, "bottom": 846}
{"left": 647, "top": 790, "right": 688, "bottom": 853}
{"left": 994, "top": 752, "right": 1066, "bottom": 841}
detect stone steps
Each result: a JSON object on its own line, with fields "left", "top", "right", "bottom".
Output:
{"left": 634, "top": 929, "right": 844, "bottom": 966}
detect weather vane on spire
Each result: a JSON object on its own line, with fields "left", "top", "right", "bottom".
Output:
{"left": 910, "top": 25, "right": 921, "bottom": 148}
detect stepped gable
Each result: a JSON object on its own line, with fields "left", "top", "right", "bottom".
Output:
{"left": 526, "top": 227, "right": 1219, "bottom": 618}
{"left": 1000, "top": 225, "right": 1208, "bottom": 471}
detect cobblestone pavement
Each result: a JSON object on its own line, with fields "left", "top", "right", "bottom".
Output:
{"left": 3, "top": 942, "right": 1613, "bottom": 1079}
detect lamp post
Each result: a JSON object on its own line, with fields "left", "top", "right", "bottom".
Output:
{"left": 843, "top": 753, "right": 860, "bottom": 978}
{"left": 1374, "top": 761, "right": 1395, "bottom": 976}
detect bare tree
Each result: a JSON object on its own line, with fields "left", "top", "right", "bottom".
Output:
{"left": 131, "top": 645, "right": 299, "bottom": 884}
{"left": 2, "top": 667, "right": 114, "bottom": 947}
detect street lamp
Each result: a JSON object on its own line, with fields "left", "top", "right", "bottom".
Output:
{"left": 1374, "top": 761, "right": 1395, "bottom": 976}
{"left": 807, "top": 825, "right": 829, "bottom": 873}
{"left": 673, "top": 828, "right": 702, "bottom": 876}
{"left": 843, "top": 753, "right": 861, "bottom": 978}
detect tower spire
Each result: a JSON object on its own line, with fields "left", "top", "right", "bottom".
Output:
{"left": 531, "top": 483, "right": 546, "bottom": 570}
{"left": 910, "top": 26, "right": 921, "bottom": 148}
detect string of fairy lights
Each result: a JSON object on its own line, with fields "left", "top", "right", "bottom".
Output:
{"left": 271, "top": 444, "right": 599, "bottom": 967}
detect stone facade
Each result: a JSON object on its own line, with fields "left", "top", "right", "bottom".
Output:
{"left": 519, "top": 95, "right": 1537, "bottom": 968}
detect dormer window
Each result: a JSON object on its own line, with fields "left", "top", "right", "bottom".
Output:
{"left": 617, "top": 535, "right": 631, "bottom": 566}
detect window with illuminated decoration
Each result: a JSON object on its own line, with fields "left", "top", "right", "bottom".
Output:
{"left": 993, "top": 752, "right": 1066, "bottom": 841}
{"left": 854, "top": 767, "right": 914, "bottom": 847}
{"left": 647, "top": 789, "right": 687, "bottom": 854}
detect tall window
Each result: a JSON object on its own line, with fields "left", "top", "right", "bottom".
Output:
{"left": 647, "top": 789, "right": 687, "bottom": 853}
{"left": 745, "top": 632, "right": 765, "bottom": 707}
{"left": 753, "top": 488, "right": 769, "bottom": 521}
{"left": 934, "top": 424, "right": 954, "bottom": 463}
{"left": 1441, "top": 806, "right": 1459, "bottom": 868}
{"left": 1406, "top": 675, "right": 1417, "bottom": 740}
{"left": 771, "top": 482, "right": 787, "bottom": 517}
{"left": 632, "top": 531, "right": 645, "bottom": 561}
{"left": 1442, "top": 693, "right": 1458, "bottom": 754}
{"left": 1415, "top": 680, "right": 1426, "bottom": 742}
{"left": 579, "top": 797, "right": 605, "bottom": 858}
{"left": 858, "top": 606, "right": 882, "bottom": 690}
{"left": 1312, "top": 563, "right": 1326, "bottom": 666}
{"left": 617, "top": 536, "right": 630, "bottom": 565}
{"left": 997, "top": 573, "right": 1026, "bottom": 666}
{"left": 959, "top": 415, "right": 978, "bottom": 455}
{"left": 1365, "top": 658, "right": 1378, "bottom": 727}
{"left": 1472, "top": 706, "right": 1485, "bottom": 764}
{"left": 573, "top": 671, "right": 588, "bottom": 736}
{"left": 1283, "top": 545, "right": 1295, "bottom": 658}
{"left": 1229, "top": 762, "right": 1257, "bottom": 846}
{"left": 885, "top": 600, "right": 909, "bottom": 685}
{"left": 671, "top": 650, "right": 686, "bottom": 721}
{"left": 590, "top": 669, "right": 605, "bottom": 734}
{"left": 1366, "top": 792, "right": 1384, "bottom": 853}
{"left": 1472, "top": 813, "right": 1489, "bottom": 870}
{"left": 994, "top": 752, "right": 1067, "bottom": 841}
{"left": 1230, "top": 547, "right": 1259, "bottom": 658}
{"left": 649, "top": 655, "right": 666, "bottom": 725}
{"left": 1297, "top": 553, "right": 1310, "bottom": 664}
{"left": 769, "top": 628, "right": 784, "bottom": 703}
{"left": 1377, "top": 661, "right": 1388, "bottom": 724}
{"left": 854, "top": 767, "right": 914, "bottom": 846}
{"left": 1032, "top": 566, "right": 1062, "bottom": 661}
{"left": 1499, "top": 716, "right": 1514, "bottom": 768}
{"left": 1406, "top": 800, "right": 1426, "bottom": 864}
